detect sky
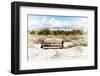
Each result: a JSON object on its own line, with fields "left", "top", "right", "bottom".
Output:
{"left": 28, "top": 15, "right": 88, "bottom": 31}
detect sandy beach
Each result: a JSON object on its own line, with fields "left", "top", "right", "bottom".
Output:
{"left": 28, "top": 42, "right": 88, "bottom": 61}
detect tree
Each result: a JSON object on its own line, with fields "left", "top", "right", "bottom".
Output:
{"left": 30, "top": 30, "right": 35, "bottom": 34}
{"left": 37, "top": 28, "right": 51, "bottom": 35}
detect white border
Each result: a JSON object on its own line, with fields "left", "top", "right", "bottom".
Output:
{"left": 20, "top": 6, "right": 95, "bottom": 70}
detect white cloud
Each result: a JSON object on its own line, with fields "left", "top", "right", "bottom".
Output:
{"left": 28, "top": 19, "right": 40, "bottom": 26}
{"left": 48, "top": 18, "right": 55, "bottom": 26}
{"left": 28, "top": 17, "right": 88, "bottom": 32}
{"left": 41, "top": 17, "right": 47, "bottom": 24}
{"left": 28, "top": 19, "right": 41, "bottom": 31}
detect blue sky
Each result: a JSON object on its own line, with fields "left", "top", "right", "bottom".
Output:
{"left": 28, "top": 15, "right": 86, "bottom": 22}
{"left": 28, "top": 15, "right": 88, "bottom": 31}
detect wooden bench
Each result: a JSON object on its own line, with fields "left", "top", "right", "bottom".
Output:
{"left": 41, "top": 38, "right": 64, "bottom": 49}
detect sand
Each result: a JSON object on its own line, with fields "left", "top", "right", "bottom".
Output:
{"left": 28, "top": 42, "right": 88, "bottom": 61}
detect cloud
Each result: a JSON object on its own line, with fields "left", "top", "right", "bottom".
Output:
{"left": 41, "top": 17, "right": 47, "bottom": 24}
{"left": 28, "top": 16, "right": 88, "bottom": 32}
{"left": 48, "top": 18, "right": 55, "bottom": 26}
{"left": 28, "top": 19, "right": 40, "bottom": 26}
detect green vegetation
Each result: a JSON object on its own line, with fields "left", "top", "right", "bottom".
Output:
{"left": 30, "top": 30, "right": 35, "bottom": 34}
{"left": 28, "top": 29, "right": 87, "bottom": 46}
{"left": 37, "top": 28, "right": 51, "bottom": 35}
{"left": 29, "top": 28, "right": 83, "bottom": 35}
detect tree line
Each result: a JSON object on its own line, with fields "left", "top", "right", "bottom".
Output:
{"left": 29, "top": 28, "right": 83, "bottom": 35}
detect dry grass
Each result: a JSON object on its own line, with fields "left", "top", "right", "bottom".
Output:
{"left": 28, "top": 32, "right": 87, "bottom": 48}
{"left": 28, "top": 32, "right": 88, "bottom": 61}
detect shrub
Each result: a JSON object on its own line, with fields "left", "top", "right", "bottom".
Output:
{"left": 52, "top": 30, "right": 59, "bottom": 35}
{"left": 30, "top": 30, "right": 35, "bottom": 34}
{"left": 37, "top": 28, "right": 51, "bottom": 35}
{"left": 37, "top": 29, "right": 83, "bottom": 35}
